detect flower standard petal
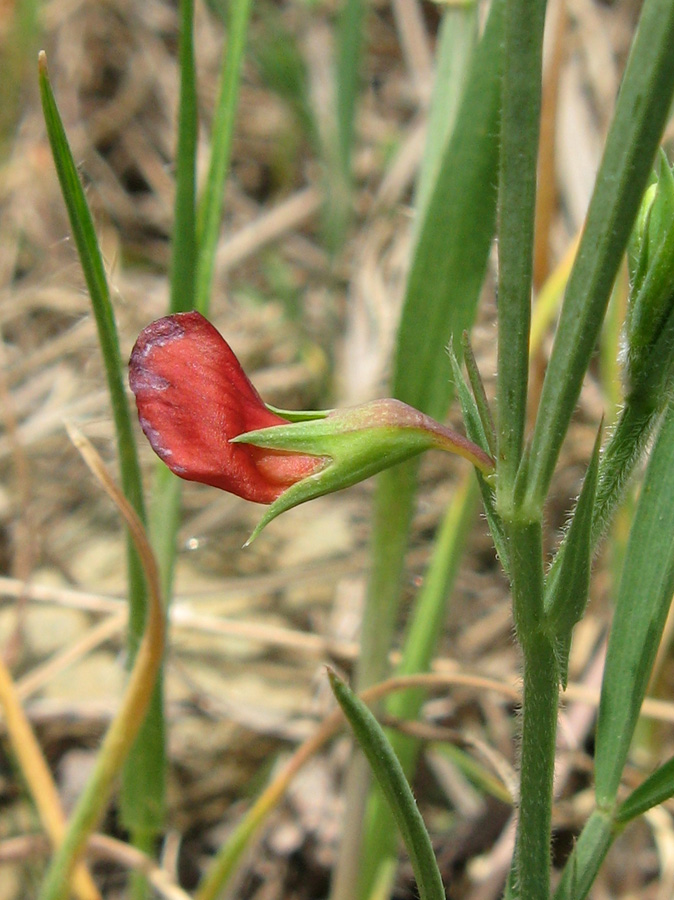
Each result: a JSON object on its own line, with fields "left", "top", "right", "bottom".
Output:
{"left": 129, "top": 312, "right": 323, "bottom": 503}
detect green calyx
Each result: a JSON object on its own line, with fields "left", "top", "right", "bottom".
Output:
{"left": 234, "top": 398, "right": 494, "bottom": 543}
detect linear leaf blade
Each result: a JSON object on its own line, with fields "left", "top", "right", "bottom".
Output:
{"left": 328, "top": 670, "right": 446, "bottom": 900}
{"left": 595, "top": 397, "right": 674, "bottom": 805}
{"left": 523, "top": 0, "right": 674, "bottom": 510}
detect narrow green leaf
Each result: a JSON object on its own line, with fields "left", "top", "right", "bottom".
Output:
{"left": 40, "top": 52, "right": 164, "bottom": 865}
{"left": 169, "top": 0, "right": 198, "bottom": 313}
{"left": 141, "top": 0, "right": 199, "bottom": 844}
{"left": 616, "top": 755, "right": 674, "bottom": 824}
{"left": 38, "top": 62, "right": 160, "bottom": 841}
{"left": 335, "top": 0, "right": 363, "bottom": 180}
{"left": 393, "top": 0, "right": 504, "bottom": 421}
{"left": 38, "top": 55, "right": 146, "bottom": 529}
{"left": 413, "top": 2, "right": 478, "bottom": 225}
{"left": 125, "top": 0, "right": 199, "bottom": 849}
{"left": 359, "top": 474, "right": 478, "bottom": 896}
{"left": 335, "top": 11, "right": 505, "bottom": 897}
{"left": 195, "top": 0, "right": 253, "bottom": 313}
{"left": 152, "top": 0, "right": 253, "bottom": 601}
{"left": 595, "top": 396, "right": 674, "bottom": 806}
{"left": 552, "top": 810, "right": 615, "bottom": 900}
{"left": 328, "top": 670, "right": 446, "bottom": 900}
{"left": 545, "top": 425, "right": 601, "bottom": 687}
{"left": 496, "top": 0, "right": 547, "bottom": 497}
{"left": 356, "top": 0, "right": 505, "bottom": 690}
{"left": 522, "top": 0, "right": 674, "bottom": 511}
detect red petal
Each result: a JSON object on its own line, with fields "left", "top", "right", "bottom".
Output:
{"left": 129, "top": 311, "right": 319, "bottom": 503}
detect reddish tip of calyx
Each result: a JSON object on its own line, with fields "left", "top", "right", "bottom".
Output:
{"left": 129, "top": 311, "right": 321, "bottom": 503}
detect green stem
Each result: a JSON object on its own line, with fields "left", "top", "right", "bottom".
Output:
{"left": 506, "top": 518, "right": 557, "bottom": 900}
{"left": 496, "top": 0, "right": 547, "bottom": 500}
{"left": 510, "top": 520, "right": 545, "bottom": 639}
{"left": 516, "top": 633, "right": 559, "bottom": 900}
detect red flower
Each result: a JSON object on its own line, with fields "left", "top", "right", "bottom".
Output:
{"left": 129, "top": 311, "right": 323, "bottom": 503}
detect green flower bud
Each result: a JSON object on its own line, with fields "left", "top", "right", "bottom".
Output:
{"left": 625, "top": 150, "right": 674, "bottom": 395}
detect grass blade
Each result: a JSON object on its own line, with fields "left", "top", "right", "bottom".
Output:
{"left": 124, "top": 0, "right": 201, "bottom": 847}
{"left": 332, "top": 10, "right": 505, "bottom": 896}
{"left": 195, "top": 0, "right": 254, "bottom": 314}
{"left": 39, "top": 432, "right": 164, "bottom": 900}
{"left": 169, "top": 0, "right": 198, "bottom": 314}
{"left": 413, "top": 3, "right": 477, "bottom": 225}
{"left": 393, "top": 0, "right": 504, "bottom": 420}
{"left": 38, "top": 57, "right": 161, "bottom": 850}
{"left": 38, "top": 54, "right": 146, "bottom": 531}
{"left": 358, "top": 473, "right": 479, "bottom": 897}
{"left": 328, "top": 669, "right": 446, "bottom": 900}
{"left": 595, "top": 396, "right": 674, "bottom": 806}
{"left": 522, "top": 0, "right": 674, "bottom": 512}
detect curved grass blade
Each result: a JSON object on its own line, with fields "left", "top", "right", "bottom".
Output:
{"left": 38, "top": 52, "right": 162, "bottom": 857}
{"left": 39, "top": 430, "right": 164, "bottom": 900}
{"left": 332, "top": 7, "right": 504, "bottom": 897}
{"left": 328, "top": 669, "right": 446, "bottom": 900}
{"left": 38, "top": 54, "right": 146, "bottom": 530}
{"left": 393, "top": 0, "right": 504, "bottom": 421}
{"left": 413, "top": 3, "right": 478, "bottom": 226}
{"left": 358, "top": 472, "right": 478, "bottom": 896}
